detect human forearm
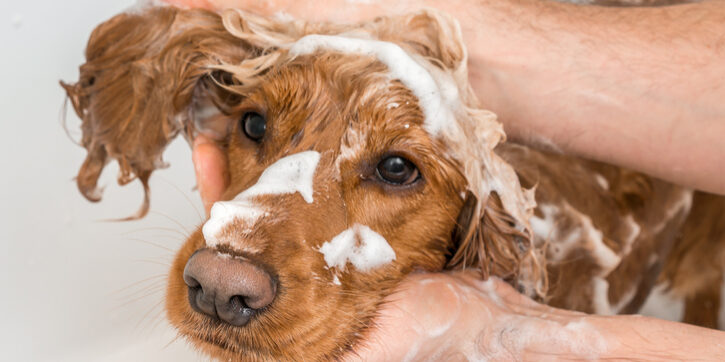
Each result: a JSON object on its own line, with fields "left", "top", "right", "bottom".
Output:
{"left": 168, "top": 0, "right": 725, "bottom": 193}
{"left": 580, "top": 314, "right": 725, "bottom": 361}
{"left": 351, "top": 271, "right": 725, "bottom": 360}
{"left": 448, "top": 0, "right": 725, "bottom": 194}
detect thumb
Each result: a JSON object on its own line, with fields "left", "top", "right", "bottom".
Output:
{"left": 192, "top": 135, "right": 229, "bottom": 215}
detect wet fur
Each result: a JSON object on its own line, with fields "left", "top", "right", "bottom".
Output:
{"left": 63, "top": 4, "right": 725, "bottom": 361}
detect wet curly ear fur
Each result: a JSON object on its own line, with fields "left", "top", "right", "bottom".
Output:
{"left": 60, "top": 6, "right": 479, "bottom": 219}
{"left": 60, "top": 6, "right": 255, "bottom": 218}
{"left": 449, "top": 191, "right": 547, "bottom": 297}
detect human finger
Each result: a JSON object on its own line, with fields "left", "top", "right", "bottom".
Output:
{"left": 192, "top": 135, "right": 230, "bottom": 215}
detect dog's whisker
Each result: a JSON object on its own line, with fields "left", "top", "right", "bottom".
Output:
{"left": 107, "top": 273, "right": 167, "bottom": 297}
{"left": 162, "top": 332, "right": 184, "bottom": 350}
{"left": 123, "top": 237, "right": 176, "bottom": 253}
{"left": 116, "top": 280, "right": 167, "bottom": 304}
{"left": 120, "top": 226, "right": 189, "bottom": 239}
{"left": 110, "top": 286, "right": 165, "bottom": 312}
{"left": 134, "top": 298, "right": 165, "bottom": 332}
{"left": 150, "top": 233, "right": 187, "bottom": 242}
{"left": 149, "top": 210, "right": 193, "bottom": 235}
{"left": 132, "top": 258, "right": 172, "bottom": 268}
{"left": 146, "top": 310, "right": 169, "bottom": 335}
{"left": 155, "top": 175, "right": 205, "bottom": 224}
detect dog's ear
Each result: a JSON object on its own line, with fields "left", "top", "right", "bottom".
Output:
{"left": 60, "top": 7, "right": 267, "bottom": 218}
{"left": 449, "top": 191, "right": 547, "bottom": 297}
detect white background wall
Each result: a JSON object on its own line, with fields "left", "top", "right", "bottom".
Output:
{"left": 0, "top": 1, "right": 206, "bottom": 360}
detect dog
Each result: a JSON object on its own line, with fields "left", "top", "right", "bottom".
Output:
{"left": 62, "top": 4, "right": 725, "bottom": 360}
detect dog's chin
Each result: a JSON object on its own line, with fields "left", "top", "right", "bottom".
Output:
{"left": 187, "top": 331, "right": 241, "bottom": 359}
{"left": 176, "top": 314, "right": 286, "bottom": 360}
{"left": 187, "top": 334, "right": 274, "bottom": 362}
{"left": 173, "top": 310, "right": 362, "bottom": 361}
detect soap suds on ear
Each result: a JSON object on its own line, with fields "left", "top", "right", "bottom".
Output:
{"left": 319, "top": 224, "right": 396, "bottom": 272}
{"left": 203, "top": 151, "right": 321, "bottom": 247}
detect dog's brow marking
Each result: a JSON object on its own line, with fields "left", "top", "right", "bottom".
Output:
{"left": 202, "top": 151, "right": 321, "bottom": 247}
{"left": 289, "top": 35, "right": 457, "bottom": 135}
{"left": 318, "top": 224, "right": 396, "bottom": 272}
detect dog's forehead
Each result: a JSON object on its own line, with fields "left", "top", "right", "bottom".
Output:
{"left": 240, "top": 35, "right": 465, "bottom": 165}
{"left": 287, "top": 34, "right": 459, "bottom": 136}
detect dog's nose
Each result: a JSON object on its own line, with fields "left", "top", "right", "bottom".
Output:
{"left": 183, "top": 248, "right": 276, "bottom": 326}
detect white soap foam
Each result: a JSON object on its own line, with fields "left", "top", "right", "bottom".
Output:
{"left": 620, "top": 214, "right": 641, "bottom": 256}
{"left": 652, "top": 189, "right": 694, "bottom": 234}
{"left": 202, "top": 151, "right": 320, "bottom": 247}
{"left": 591, "top": 277, "right": 614, "bottom": 315}
{"left": 638, "top": 283, "right": 684, "bottom": 322}
{"left": 529, "top": 204, "right": 557, "bottom": 241}
{"left": 530, "top": 201, "right": 625, "bottom": 314}
{"left": 289, "top": 35, "right": 457, "bottom": 135}
{"left": 318, "top": 224, "right": 396, "bottom": 272}
{"left": 203, "top": 200, "right": 266, "bottom": 248}
{"left": 239, "top": 151, "right": 320, "bottom": 203}
{"left": 578, "top": 212, "right": 620, "bottom": 272}
{"left": 273, "top": 11, "right": 295, "bottom": 22}
{"left": 594, "top": 173, "right": 609, "bottom": 190}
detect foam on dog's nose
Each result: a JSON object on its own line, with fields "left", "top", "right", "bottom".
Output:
{"left": 203, "top": 151, "right": 321, "bottom": 247}
{"left": 318, "top": 224, "right": 396, "bottom": 272}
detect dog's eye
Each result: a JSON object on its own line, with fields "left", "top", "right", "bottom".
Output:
{"left": 376, "top": 156, "right": 420, "bottom": 185}
{"left": 241, "top": 112, "right": 266, "bottom": 141}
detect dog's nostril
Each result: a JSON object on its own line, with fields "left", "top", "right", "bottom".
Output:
{"left": 184, "top": 276, "right": 200, "bottom": 289}
{"left": 182, "top": 248, "right": 277, "bottom": 327}
{"left": 219, "top": 295, "right": 256, "bottom": 326}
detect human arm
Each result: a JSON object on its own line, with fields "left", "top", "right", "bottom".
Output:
{"left": 177, "top": 0, "right": 725, "bottom": 195}
{"left": 459, "top": 0, "right": 725, "bottom": 196}
{"left": 348, "top": 270, "right": 725, "bottom": 361}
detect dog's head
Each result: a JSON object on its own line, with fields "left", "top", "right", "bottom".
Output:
{"left": 63, "top": 6, "right": 542, "bottom": 360}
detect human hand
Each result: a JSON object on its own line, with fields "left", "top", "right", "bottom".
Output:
{"left": 162, "top": 0, "right": 430, "bottom": 23}
{"left": 192, "top": 135, "right": 229, "bottom": 215}
{"left": 346, "top": 270, "right": 609, "bottom": 361}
